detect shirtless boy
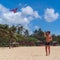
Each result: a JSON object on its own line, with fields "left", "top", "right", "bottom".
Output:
{"left": 44, "top": 31, "right": 52, "bottom": 56}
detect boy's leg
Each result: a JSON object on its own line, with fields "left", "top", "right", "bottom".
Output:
{"left": 45, "top": 46, "right": 48, "bottom": 56}
{"left": 48, "top": 45, "right": 50, "bottom": 55}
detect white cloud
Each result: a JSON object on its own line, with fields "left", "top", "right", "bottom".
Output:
{"left": 21, "top": 6, "right": 40, "bottom": 18}
{"left": 44, "top": 8, "right": 59, "bottom": 22}
{"left": 21, "top": 6, "right": 33, "bottom": 15}
{"left": 0, "top": 4, "right": 9, "bottom": 13}
{"left": 0, "top": 4, "right": 40, "bottom": 34}
{"left": 0, "top": 4, "right": 40, "bottom": 25}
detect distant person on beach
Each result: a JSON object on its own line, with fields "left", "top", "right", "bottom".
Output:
{"left": 44, "top": 31, "right": 52, "bottom": 56}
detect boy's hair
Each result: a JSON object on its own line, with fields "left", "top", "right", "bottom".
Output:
{"left": 47, "top": 31, "right": 50, "bottom": 34}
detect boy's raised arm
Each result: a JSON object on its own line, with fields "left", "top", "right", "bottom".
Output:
{"left": 44, "top": 32, "right": 46, "bottom": 37}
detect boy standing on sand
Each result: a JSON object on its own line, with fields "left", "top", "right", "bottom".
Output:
{"left": 44, "top": 31, "right": 52, "bottom": 56}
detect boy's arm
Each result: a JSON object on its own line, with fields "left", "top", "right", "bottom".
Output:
{"left": 44, "top": 32, "right": 46, "bottom": 37}
{"left": 50, "top": 36, "right": 52, "bottom": 41}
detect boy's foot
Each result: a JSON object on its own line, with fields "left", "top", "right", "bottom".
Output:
{"left": 46, "top": 53, "right": 48, "bottom": 56}
{"left": 46, "top": 53, "right": 50, "bottom": 56}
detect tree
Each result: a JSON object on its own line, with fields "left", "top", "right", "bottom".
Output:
{"left": 16, "top": 24, "right": 24, "bottom": 35}
{"left": 56, "top": 35, "right": 60, "bottom": 44}
{"left": 0, "top": 24, "right": 9, "bottom": 46}
{"left": 33, "top": 28, "right": 44, "bottom": 40}
{"left": 8, "top": 25, "right": 17, "bottom": 48}
{"left": 24, "top": 29, "right": 29, "bottom": 37}
{"left": 18, "top": 26, "right": 23, "bottom": 34}
{"left": 52, "top": 34, "right": 57, "bottom": 41}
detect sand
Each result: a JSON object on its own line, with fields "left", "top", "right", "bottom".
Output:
{"left": 0, "top": 46, "right": 60, "bottom": 60}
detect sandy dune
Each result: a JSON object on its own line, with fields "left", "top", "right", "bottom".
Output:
{"left": 0, "top": 46, "right": 60, "bottom": 60}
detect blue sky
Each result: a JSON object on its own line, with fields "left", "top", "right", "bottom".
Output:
{"left": 0, "top": 0, "right": 60, "bottom": 35}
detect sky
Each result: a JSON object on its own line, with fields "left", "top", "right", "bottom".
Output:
{"left": 0, "top": 0, "right": 60, "bottom": 35}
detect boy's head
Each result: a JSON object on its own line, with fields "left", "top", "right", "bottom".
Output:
{"left": 46, "top": 31, "right": 50, "bottom": 36}
{"left": 47, "top": 31, "right": 50, "bottom": 34}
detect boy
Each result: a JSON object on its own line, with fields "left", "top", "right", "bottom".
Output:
{"left": 44, "top": 31, "right": 52, "bottom": 56}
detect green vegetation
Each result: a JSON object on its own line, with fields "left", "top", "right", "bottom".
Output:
{"left": 0, "top": 24, "right": 60, "bottom": 47}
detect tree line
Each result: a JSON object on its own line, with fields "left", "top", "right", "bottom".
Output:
{"left": 0, "top": 24, "right": 60, "bottom": 47}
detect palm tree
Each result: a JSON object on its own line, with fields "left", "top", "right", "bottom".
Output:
{"left": 18, "top": 26, "right": 23, "bottom": 34}
{"left": 0, "top": 24, "right": 9, "bottom": 36}
{"left": 24, "top": 29, "right": 29, "bottom": 37}
{"left": 33, "top": 28, "right": 44, "bottom": 44}
{"left": 8, "top": 25, "right": 17, "bottom": 48}
{"left": 0, "top": 24, "right": 10, "bottom": 47}
{"left": 16, "top": 24, "right": 24, "bottom": 35}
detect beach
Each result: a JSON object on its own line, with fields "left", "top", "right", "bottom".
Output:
{"left": 0, "top": 46, "right": 60, "bottom": 60}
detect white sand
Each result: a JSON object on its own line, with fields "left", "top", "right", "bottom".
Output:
{"left": 0, "top": 46, "right": 60, "bottom": 60}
